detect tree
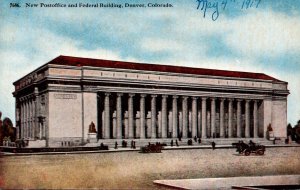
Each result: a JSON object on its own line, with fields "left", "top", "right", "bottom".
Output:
{"left": 0, "top": 111, "right": 3, "bottom": 145}
{"left": 294, "top": 120, "right": 300, "bottom": 143}
{"left": 287, "top": 123, "right": 293, "bottom": 137}
{"left": 0, "top": 111, "right": 16, "bottom": 145}
{"left": 3, "top": 117, "right": 16, "bottom": 142}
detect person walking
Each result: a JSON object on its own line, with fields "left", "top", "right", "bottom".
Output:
{"left": 212, "top": 141, "right": 216, "bottom": 150}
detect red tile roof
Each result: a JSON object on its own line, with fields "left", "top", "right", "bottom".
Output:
{"left": 47, "top": 55, "right": 280, "bottom": 81}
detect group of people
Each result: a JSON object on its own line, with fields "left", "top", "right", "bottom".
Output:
{"left": 113, "top": 137, "right": 217, "bottom": 150}
{"left": 114, "top": 140, "right": 136, "bottom": 149}
{"left": 170, "top": 139, "right": 179, "bottom": 147}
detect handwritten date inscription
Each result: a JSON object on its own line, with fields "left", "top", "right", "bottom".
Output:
{"left": 196, "top": 0, "right": 261, "bottom": 21}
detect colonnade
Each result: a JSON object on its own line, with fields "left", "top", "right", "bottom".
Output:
{"left": 19, "top": 97, "right": 36, "bottom": 139}
{"left": 19, "top": 94, "right": 45, "bottom": 140}
{"left": 99, "top": 92, "right": 261, "bottom": 139}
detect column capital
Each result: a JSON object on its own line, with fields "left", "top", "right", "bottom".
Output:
{"left": 245, "top": 99, "right": 251, "bottom": 103}
{"left": 173, "top": 95, "right": 179, "bottom": 99}
{"left": 117, "top": 93, "right": 123, "bottom": 97}
{"left": 201, "top": 97, "right": 207, "bottom": 100}
{"left": 219, "top": 97, "right": 225, "bottom": 101}
{"left": 140, "top": 94, "right": 147, "bottom": 98}
{"left": 192, "top": 96, "right": 198, "bottom": 100}
{"left": 227, "top": 98, "right": 234, "bottom": 102}
{"left": 252, "top": 99, "right": 258, "bottom": 103}
{"left": 128, "top": 93, "right": 135, "bottom": 97}
{"left": 105, "top": 92, "right": 111, "bottom": 96}
{"left": 236, "top": 98, "right": 243, "bottom": 102}
{"left": 182, "top": 96, "right": 188, "bottom": 100}
{"left": 151, "top": 94, "right": 157, "bottom": 98}
{"left": 162, "top": 94, "right": 168, "bottom": 98}
{"left": 210, "top": 97, "right": 216, "bottom": 101}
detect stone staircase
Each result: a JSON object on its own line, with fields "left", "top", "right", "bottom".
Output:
{"left": 85, "top": 138, "right": 278, "bottom": 148}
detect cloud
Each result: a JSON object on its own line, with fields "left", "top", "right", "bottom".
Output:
{"left": 224, "top": 10, "right": 300, "bottom": 57}
{"left": 0, "top": 25, "right": 126, "bottom": 122}
{"left": 140, "top": 38, "right": 184, "bottom": 52}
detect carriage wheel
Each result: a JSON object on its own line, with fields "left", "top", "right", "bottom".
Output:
{"left": 244, "top": 150, "right": 251, "bottom": 156}
{"left": 257, "top": 149, "right": 264, "bottom": 155}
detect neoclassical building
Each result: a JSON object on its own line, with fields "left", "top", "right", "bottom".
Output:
{"left": 13, "top": 56, "right": 289, "bottom": 147}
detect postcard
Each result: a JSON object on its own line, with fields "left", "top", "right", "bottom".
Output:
{"left": 0, "top": 0, "right": 299, "bottom": 189}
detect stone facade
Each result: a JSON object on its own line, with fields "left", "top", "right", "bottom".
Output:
{"left": 13, "top": 56, "right": 289, "bottom": 147}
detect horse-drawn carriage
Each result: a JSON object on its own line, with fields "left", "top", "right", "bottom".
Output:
{"left": 232, "top": 141, "right": 265, "bottom": 156}
{"left": 140, "top": 143, "right": 163, "bottom": 153}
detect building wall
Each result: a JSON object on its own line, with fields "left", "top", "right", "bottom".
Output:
{"left": 48, "top": 92, "right": 82, "bottom": 140}
{"left": 83, "top": 92, "right": 97, "bottom": 140}
{"left": 272, "top": 99, "right": 287, "bottom": 138}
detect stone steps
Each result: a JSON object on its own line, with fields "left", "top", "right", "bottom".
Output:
{"left": 86, "top": 138, "right": 277, "bottom": 148}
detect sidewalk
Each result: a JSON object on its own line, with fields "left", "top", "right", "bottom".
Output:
{"left": 1, "top": 143, "right": 299, "bottom": 156}
{"left": 154, "top": 175, "right": 300, "bottom": 189}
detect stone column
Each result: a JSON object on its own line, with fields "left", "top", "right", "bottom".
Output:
{"left": 28, "top": 100, "right": 30, "bottom": 138}
{"left": 23, "top": 100, "right": 25, "bottom": 138}
{"left": 228, "top": 99, "right": 233, "bottom": 138}
{"left": 24, "top": 100, "right": 27, "bottom": 138}
{"left": 253, "top": 100, "right": 258, "bottom": 138}
{"left": 116, "top": 93, "right": 123, "bottom": 139}
{"left": 29, "top": 100, "right": 33, "bottom": 138}
{"left": 21, "top": 101, "right": 24, "bottom": 138}
{"left": 172, "top": 96, "right": 178, "bottom": 138}
{"left": 31, "top": 99, "right": 35, "bottom": 138}
{"left": 182, "top": 96, "right": 188, "bottom": 138}
{"left": 34, "top": 87, "right": 39, "bottom": 139}
{"left": 219, "top": 98, "right": 225, "bottom": 138}
{"left": 236, "top": 99, "right": 242, "bottom": 138}
{"left": 128, "top": 94, "right": 135, "bottom": 138}
{"left": 161, "top": 95, "right": 168, "bottom": 138}
{"left": 104, "top": 93, "right": 111, "bottom": 139}
{"left": 140, "top": 94, "right": 146, "bottom": 138}
{"left": 192, "top": 97, "right": 198, "bottom": 138}
{"left": 27, "top": 100, "right": 30, "bottom": 138}
{"left": 211, "top": 98, "right": 216, "bottom": 138}
{"left": 201, "top": 97, "right": 207, "bottom": 138}
{"left": 151, "top": 95, "right": 157, "bottom": 138}
{"left": 245, "top": 99, "right": 250, "bottom": 138}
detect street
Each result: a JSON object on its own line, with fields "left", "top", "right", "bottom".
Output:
{"left": 1, "top": 147, "right": 299, "bottom": 189}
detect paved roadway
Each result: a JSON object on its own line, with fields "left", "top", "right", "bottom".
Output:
{"left": 1, "top": 147, "right": 299, "bottom": 189}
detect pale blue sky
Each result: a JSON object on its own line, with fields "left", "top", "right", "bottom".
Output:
{"left": 0, "top": 0, "right": 299, "bottom": 126}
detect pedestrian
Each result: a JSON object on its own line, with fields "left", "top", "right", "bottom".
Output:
{"left": 131, "top": 140, "right": 134, "bottom": 149}
{"left": 171, "top": 140, "right": 174, "bottom": 147}
{"left": 198, "top": 138, "right": 201, "bottom": 144}
{"left": 194, "top": 136, "right": 197, "bottom": 142}
{"left": 212, "top": 141, "right": 216, "bottom": 150}
{"left": 133, "top": 141, "right": 136, "bottom": 149}
{"left": 176, "top": 139, "right": 179, "bottom": 146}
{"left": 114, "top": 141, "right": 118, "bottom": 149}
